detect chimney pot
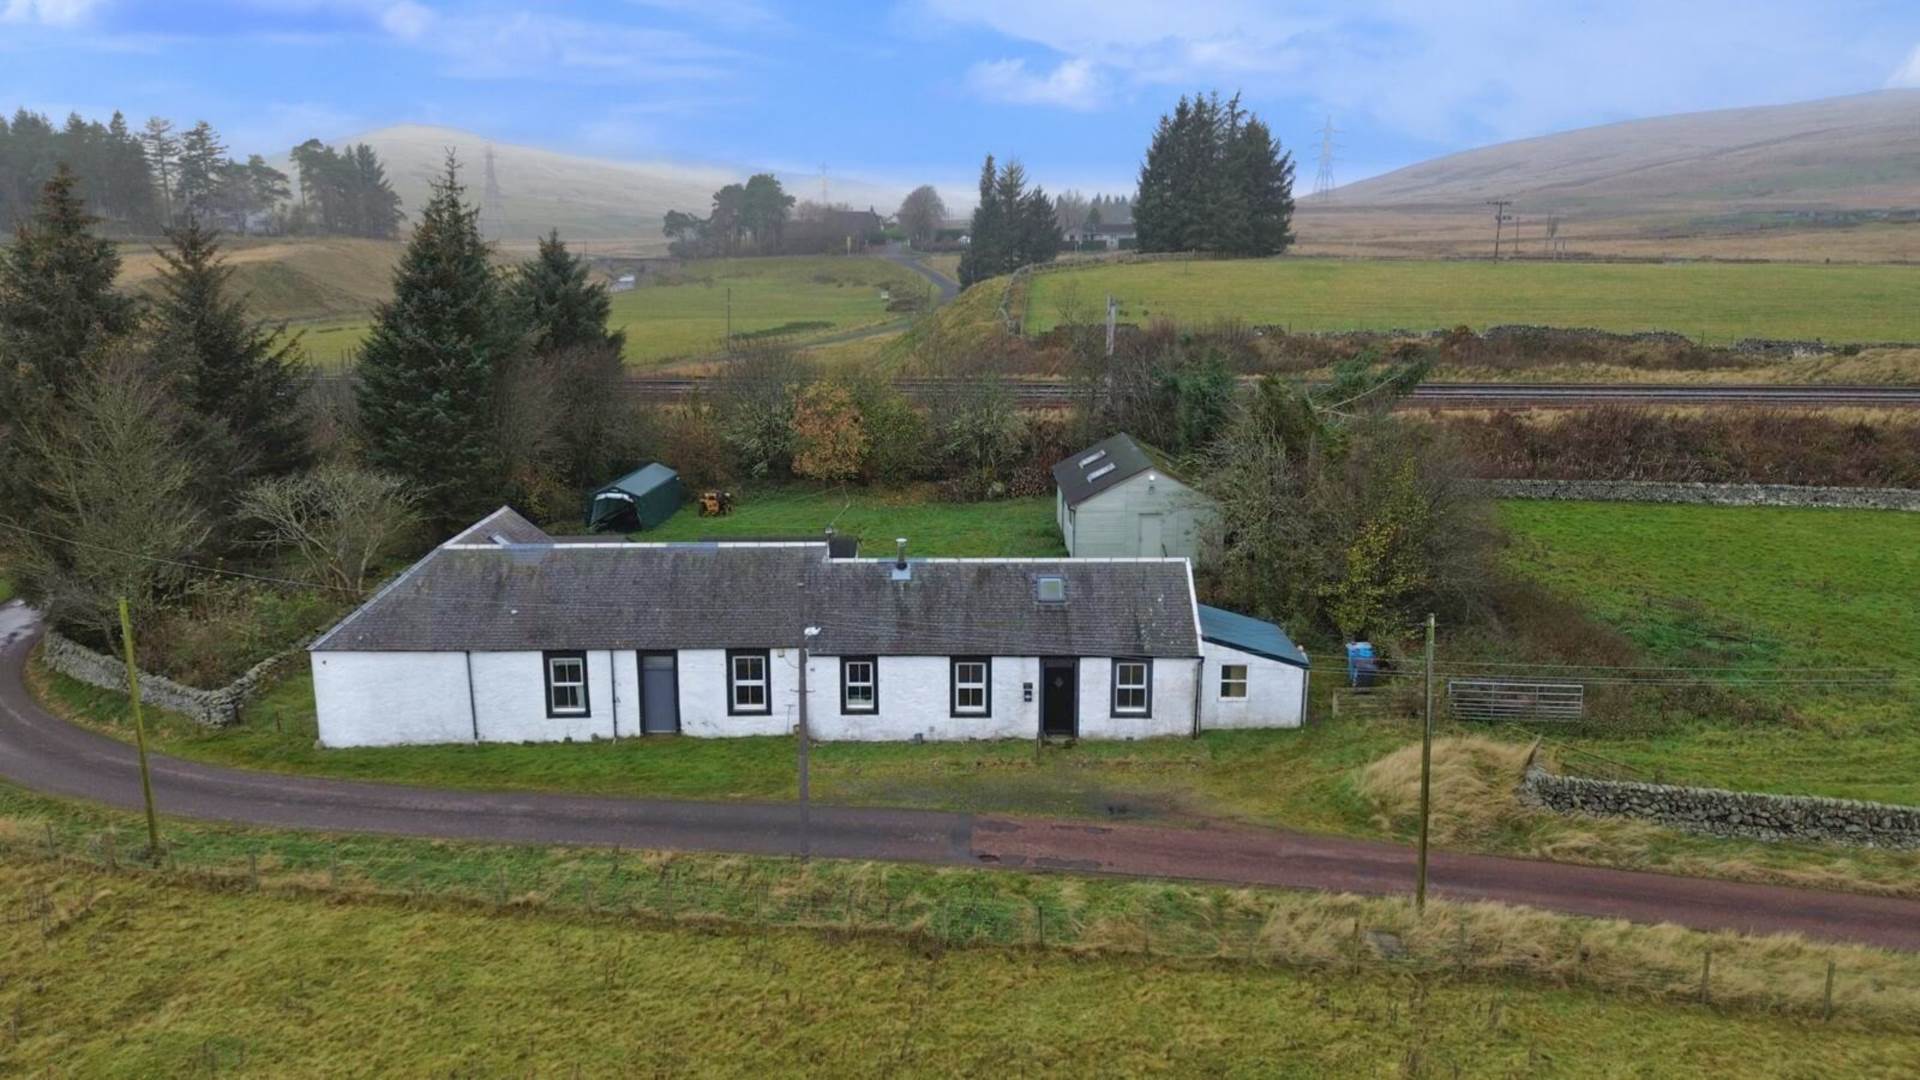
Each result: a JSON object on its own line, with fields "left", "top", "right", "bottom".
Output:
{"left": 895, "top": 537, "right": 908, "bottom": 569}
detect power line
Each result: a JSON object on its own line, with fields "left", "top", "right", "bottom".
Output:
{"left": 1313, "top": 115, "right": 1340, "bottom": 198}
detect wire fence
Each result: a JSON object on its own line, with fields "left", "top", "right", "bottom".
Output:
{"left": 9, "top": 820, "right": 1917, "bottom": 1032}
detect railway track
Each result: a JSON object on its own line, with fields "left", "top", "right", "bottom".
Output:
{"left": 613, "top": 378, "right": 1920, "bottom": 409}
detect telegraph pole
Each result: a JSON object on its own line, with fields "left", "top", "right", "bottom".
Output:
{"left": 1485, "top": 199, "right": 1513, "bottom": 260}
{"left": 1416, "top": 612, "right": 1436, "bottom": 912}
{"left": 797, "top": 626, "right": 819, "bottom": 861}
{"left": 116, "top": 597, "right": 162, "bottom": 860}
{"left": 1105, "top": 294, "right": 1117, "bottom": 357}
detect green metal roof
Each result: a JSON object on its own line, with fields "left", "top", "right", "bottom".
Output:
{"left": 595, "top": 462, "right": 678, "bottom": 497}
{"left": 1197, "top": 604, "right": 1309, "bottom": 668}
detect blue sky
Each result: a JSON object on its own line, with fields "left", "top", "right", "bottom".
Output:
{"left": 5, "top": 0, "right": 1920, "bottom": 200}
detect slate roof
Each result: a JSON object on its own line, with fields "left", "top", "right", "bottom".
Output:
{"left": 1052, "top": 433, "right": 1189, "bottom": 508}
{"left": 1197, "top": 604, "right": 1309, "bottom": 668}
{"left": 312, "top": 516, "right": 1202, "bottom": 658}
{"left": 445, "top": 506, "right": 551, "bottom": 546}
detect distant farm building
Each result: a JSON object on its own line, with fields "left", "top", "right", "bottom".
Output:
{"left": 1052, "top": 433, "right": 1215, "bottom": 559}
{"left": 782, "top": 208, "right": 885, "bottom": 254}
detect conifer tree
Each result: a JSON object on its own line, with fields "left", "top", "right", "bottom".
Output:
{"left": 0, "top": 165, "right": 136, "bottom": 416}
{"left": 1136, "top": 92, "right": 1295, "bottom": 256}
{"left": 149, "top": 219, "right": 311, "bottom": 488}
{"left": 510, "top": 230, "right": 624, "bottom": 356}
{"left": 355, "top": 155, "right": 516, "bottom": 525}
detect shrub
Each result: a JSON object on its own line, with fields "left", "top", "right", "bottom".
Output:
{"left": 790, "top": 381, "right": 868, "bottom": 483}
{"left": 236, "top": 464, "right": 420, "bottom": 594}
{"left": 713, "top": 345, "right": 810, "bottom": 479}
{"left": 658, "top": 402, "right": 735, "bottom": 490}
{"left": 849, "top": 380, "right": 932, "bottom": 486}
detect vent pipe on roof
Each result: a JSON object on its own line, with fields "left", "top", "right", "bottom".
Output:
{"left": 895, "top": 537, "right": 908, "bottom": 569}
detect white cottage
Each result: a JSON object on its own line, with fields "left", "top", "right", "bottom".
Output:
{"left": 308, "top": 508, "right": 1307, "bottom": 747}
{"left": 1053, "top": 433, "right": 1217, "bottom": 560}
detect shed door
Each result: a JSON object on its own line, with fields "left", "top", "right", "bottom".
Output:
{"left": 640, "top": 653, "right": 680, "bottom": 734}
{"left": 1138, "top": 514, "right": 1164, "bottom": 557}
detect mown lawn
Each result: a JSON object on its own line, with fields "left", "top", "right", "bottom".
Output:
{"left": 5, "top": 785, "right": 1917, "bottom": 1076}
{"left": 642, "top": 485, "right": 1066, "bottom": 557}
{"left": 1499, "top": 501, "right": 1920, "bottom": 804}
{"left": 1022, "top": 258, "right": 1920, "bottom": 342}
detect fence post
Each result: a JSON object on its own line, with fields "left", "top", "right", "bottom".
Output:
{"left": 1034, "top": 900, "right": 1045, "bottom": 947}
{"left": 249, "top": 851, "right": 260, "bottom": 890}
{"left": 104, "top": 827, "right": 117, "bottom": 871}
{"left": 1823, "top": 958, "right": 1836, "bottom": 1021}
{"left": 1699, "top": 948, "right": 1713, "bottom": 1005}
{"left": 44, "top": 822, "right": 56, "bottom": 860}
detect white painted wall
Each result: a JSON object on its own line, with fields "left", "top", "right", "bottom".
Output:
{"left": 1075, "top": 657, "right": 1198, "bottom": 739}
{"left": 312, "top": 651, "right": 473, "bottom": 747}
{"left": 310, "top": 647, "right": 1293, "bottom": 747}
{"left": 676, "top": 647, "right": 798, "bottom": 737}
{"left": 1065, "top": 471, "right": 1215, "bottom": 559}
{"left": 1199, "top": 642, "right": 1307, "bottom": 730}
{"left": 803, "top": 655, "right": 1037, "bottom": 741}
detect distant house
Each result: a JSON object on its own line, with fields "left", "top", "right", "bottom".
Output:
{"left": 307, "top": 507, "right": 1306, "bottom": 746}
{"left": 782, "top": 208, "right": 885, "bottom": 255}
{"left": 1053, "top": 433, "right": 1216, "bottom": 559}
{"left": 1064, "top": 221, "right": 1138, "bottom": 250}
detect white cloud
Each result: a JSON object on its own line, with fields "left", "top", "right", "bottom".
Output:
{"left": 378, "top": 1, "right": 430, "bottom": 41}
{"left": 964, "top": 57, "right": 1104, "bottom": 110}
{"left": 920, "top": 1, "right": 1894, "bottom": 144}
{"left": 1, "top": 0, "right": 106, "bottom": 25}
{"left": 1889, "top": 43, "right": 1920, "bottom": 88}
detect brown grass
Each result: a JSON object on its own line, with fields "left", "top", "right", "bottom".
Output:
{"left": 1359, "top": 736, "right": 1536, "bottom": 845}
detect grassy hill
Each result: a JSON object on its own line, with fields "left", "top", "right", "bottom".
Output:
{"left": 117, "top": 236, "right": 402, "bottom": 323}
{"left": 1299, "top": 89, "right": 1920, "bottom": 259}
{"left": 312, "top": 125, "right": 911, "bottom": 252}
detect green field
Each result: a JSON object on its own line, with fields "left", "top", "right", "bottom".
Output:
{"left": 5, "top": 783, "right": 1918, "bottom": 1075}
{"left": 295, "top": 255, "right": 929, "bottom": 369}
{"left": 1501, "top": 501, "right": 1920, "bottom": 803}
{"left": 642, "top": 486, "right": 1064, "bottom": 556}
{"left": 1022, "top": 258, "right": 1920, "bottom": 342}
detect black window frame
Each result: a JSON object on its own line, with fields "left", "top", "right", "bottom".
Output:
{"left": 840, "top": 655, "right": 879, "bottom": 714}
{"left": 726, "top": 648, "right": 772, "bottom": 716}
{"left": 543, "top": 650, "right": 590, "bottom": 718}
{"left": 1110, "top": 657, "right": 1152, "bottom": 718}
{"left": 950, "top": 656, "right": 992, "bottom": 718}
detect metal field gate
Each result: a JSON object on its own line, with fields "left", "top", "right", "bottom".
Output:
{"left": 1447, "top": 679, "right": 1585, "bottom": 722}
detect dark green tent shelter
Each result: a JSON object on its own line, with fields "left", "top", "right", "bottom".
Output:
{"left": 585, "top": 463, "right": 684, "bottom": 532}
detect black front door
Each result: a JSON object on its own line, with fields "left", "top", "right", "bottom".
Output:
{"left": 1041, "top": 658, "right": 1077, "bottom": 737}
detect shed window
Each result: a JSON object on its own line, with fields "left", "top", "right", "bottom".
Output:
{"left": 1078, "top": 449, "right": 1108, "bottom": 468}
{"left": 951, "top": 657, "right": 991, "bottom": 716}
{"left": 727, "top": 650, "right": 770, "bottom": 715}
{"left": 1112, "top": 659, "right": 1151, "bottom": 716}
{"left": 1086, "top": 462, "right": 1117, "bottom": 482}
{"left": 841, "top": 656, "right": 878, "bottom": 713}
{"left": 1220, "top": 664, "right": 1249, "bottom": 699}
{"left": 544, "top": 651, "right": 589, "bottom": 717}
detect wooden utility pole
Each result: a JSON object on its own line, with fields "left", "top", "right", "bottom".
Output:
{"left": 116, "top": 597, "right": 162, "bottom": 860}
{"left": 1105, "top": 294, "right": 1117, "bottom": 357}
{"left": 1416, "top": 612, "right": 1436, "bottom": 912}
{"left": 1485, "top": 199, "right": 1513, "bottom": 260}
{"left": 797, "top": 627, "right": 818, "bottom": 861}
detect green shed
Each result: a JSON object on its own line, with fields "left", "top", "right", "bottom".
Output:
{"left": 585, "top": 462, "right": 684, "bottom": 532}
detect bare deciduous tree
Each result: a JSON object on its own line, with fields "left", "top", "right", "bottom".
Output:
{"left": 896, "top": 185, "right": 947, "bottom": 248}
{"left": 237, "top": 464, "right": 419, "bottom": 594}
{"left": 10, "top": 347, "right": 212, "bottom": 643}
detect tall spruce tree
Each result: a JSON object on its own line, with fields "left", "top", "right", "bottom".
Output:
{"left": 511, "top": 230, "right": 624, "bottom": 356}
{"left": 957, "top": 155, "right": 1061, "bottom": 288}
{"left": 0, "top": 165, "right": 136, "bottom": 416}
{"left": 1136, "top": 92, "right": 1295, "bottom": 256}
{"left": 149, "top": 220, "right": 312, "bottom": 488}
{"left": 355, "top": 155, "right": 516, "bottom": 525}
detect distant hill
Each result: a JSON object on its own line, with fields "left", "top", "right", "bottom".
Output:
{"left": 1297, "top": 90, "right": 1920, "bottom": 260}
{"left": 1333, "top": 90, "right": 1920, "bottom": 213}
{"left": 310, "top": 125, "right": 909, "bottom": 251}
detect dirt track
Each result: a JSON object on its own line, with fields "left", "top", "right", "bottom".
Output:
{"left": 4, "top": 601, "right": 1917, "bottom": 950}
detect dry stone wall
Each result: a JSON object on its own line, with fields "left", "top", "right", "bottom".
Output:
{"left": 1521, "top": 763, "right": 1920, "bottom": 850}
{"left": 40, "top": 630, "right": 291, "bottom": 728}
{"left": 1475, "top": 479, "right": 1920, "bottom": 511}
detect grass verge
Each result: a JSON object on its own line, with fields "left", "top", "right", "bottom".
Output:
{"left": 3, "top": 781, "right": 1919, "bottom": 1078}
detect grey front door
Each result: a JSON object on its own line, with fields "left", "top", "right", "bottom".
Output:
{"left": 1138, "top": 513, "right": 1164, "bottom": 556}
{"left": 641, "top": 653, "right": 679, "bottom": 734}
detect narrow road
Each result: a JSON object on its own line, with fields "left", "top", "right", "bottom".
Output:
{"left": 881, "top": 242, "right": 960, "bottom": 304}
{"left": 4, "top": 602, "right": 1917, "bottom": 950}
